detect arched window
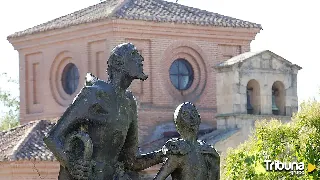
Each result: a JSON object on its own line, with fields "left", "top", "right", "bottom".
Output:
{"left": 61, "top": 63, "right": 80, "bottom": 95}
{"left": 169, "top": 59, "right": 194, "bottom": 90}
{"left": 246, "top": 79, "right": 261, "bottom": 115}
{"left": 272, "top": 81, "right": 286, "bottom": 115}
{"left": 247, "top": 88, "right": 254, "bottom": 114}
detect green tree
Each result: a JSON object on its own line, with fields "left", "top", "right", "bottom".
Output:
{"left": 223, "top": 100, "right": 320, "bottom": 179}
{"left": 0, "top": 73, "right": 19, "bottom": 131}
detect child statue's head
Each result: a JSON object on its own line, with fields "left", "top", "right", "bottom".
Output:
{"left": 174, "top": 102, "right": 201, "bottom": 139}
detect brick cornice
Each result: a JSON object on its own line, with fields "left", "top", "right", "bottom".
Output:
{"left": 114, "top": 19, "right": 259, "bottom": 40}
{"left": 8, "top": 19, "right": 260, "bottom": 51}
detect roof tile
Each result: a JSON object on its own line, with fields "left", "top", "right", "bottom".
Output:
{"left": 215, "top": 50, "right": 302, "bottom": 70}
{"left": 16, "top": 120, "right": 56, "bottom": 161}
{"left": 0, "top": 120, "right": 56, "bottom": 162}
{"left": 216, "top": 51, "right": 265, "bottom": 68}
{"left": 8, "top": 0, "right": 262, "bottom": 39}
{"left": 0, "top": 121, "right": 36, "bottom": 161}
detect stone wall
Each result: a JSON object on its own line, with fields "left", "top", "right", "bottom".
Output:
{"left": 214, "top": 114, "right": 291, "bottom": 157}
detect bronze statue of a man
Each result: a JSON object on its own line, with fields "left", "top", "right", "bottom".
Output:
{"left": 154, "top": 102, "right": 220, "bottom": 180}
{"left": 44, "top": 43, "right": 165, "bottom": 180}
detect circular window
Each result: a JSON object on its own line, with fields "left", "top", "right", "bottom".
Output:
{"left": 61, "top": 63, "right": 80, "bottom": 95}
{"left": 169, "top": 59, "right": 194, "bottom": 90}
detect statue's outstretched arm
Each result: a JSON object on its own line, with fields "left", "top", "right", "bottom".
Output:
{"left": 120, "top": 120, "right": 164, "bottom": 171}
{"left": 119, "top": 93, "right": 164, "bottom": 171}
{"left": 44, "top": 86, "right": 95, "bottom": 167}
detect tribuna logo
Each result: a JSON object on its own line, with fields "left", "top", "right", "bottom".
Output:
{"left": 264, "top": 160, "right": 304, "bottom": 174}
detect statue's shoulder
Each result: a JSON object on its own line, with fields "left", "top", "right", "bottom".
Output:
{"left": 84, "top": 73, "right": 113, "bottom": 93}
{"left": 163, "top": 138, "right": 191, "bottom": 155}
{"left": 197, "top": 140, "right": 220, "bottom": 158}
{"left": 85, "top": 72, "right": 99, "bottom": 86}
{"left": 71, "top": 73, "right": 114, "bottom": 104}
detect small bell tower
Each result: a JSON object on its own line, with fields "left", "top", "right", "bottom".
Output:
{"left": 214, "top": 50, "right": 301, "bottom": 129}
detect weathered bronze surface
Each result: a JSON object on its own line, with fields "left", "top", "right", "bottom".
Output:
{"left": 44, "top": 43, "right": 166, "bottom": 180}
{"left": 154, "top": 102, "right": 220, "bottom": 180}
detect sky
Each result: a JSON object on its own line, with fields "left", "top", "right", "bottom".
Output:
{"left": 0, "top": 0, "right": 319, "bottom": 106}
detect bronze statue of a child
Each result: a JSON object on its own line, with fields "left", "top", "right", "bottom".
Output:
{"left": 154, "top": 102, "right": 220, "bottom": 180}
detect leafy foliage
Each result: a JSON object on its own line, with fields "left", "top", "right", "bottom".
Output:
{"left": 224, "top": 100, "right": 320, "bottom": 179}
{"left": 0, "top": 73, "right": 19, "bottom": 131}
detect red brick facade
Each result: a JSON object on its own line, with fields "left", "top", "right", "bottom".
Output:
{"left": 9, "top": 20, "right": 258, "bottom": 141}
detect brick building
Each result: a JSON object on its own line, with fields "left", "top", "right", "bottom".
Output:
{"left": 1, "top": 0, "right": 300, "bottom": 179}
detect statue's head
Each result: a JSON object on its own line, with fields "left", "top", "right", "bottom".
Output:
{"left": 107, "top": 43, "right": 148, "bottom": 81}
{"left": 174, "top": 102, "right": 201, "bottom": 138}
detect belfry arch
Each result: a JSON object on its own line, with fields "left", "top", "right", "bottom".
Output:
{"left": 272, "top": 81, "right": 286, "bottom": 115}
{"left": 246, "top": 79, "right": 261, "bottom": 115}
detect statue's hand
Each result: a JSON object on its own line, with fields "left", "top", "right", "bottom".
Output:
{"left": 68, "top": 159, "right": 92, "bottom": 180}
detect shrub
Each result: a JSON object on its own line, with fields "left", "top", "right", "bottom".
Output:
{"left": 0, "top": 73, "right": 19, "bottom": 131}
{"left": 223, "top": 100, "right": 320, "bottom": 179}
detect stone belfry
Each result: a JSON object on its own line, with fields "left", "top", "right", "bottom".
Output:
{"left": 213, "top": 50, "right": 301, "bottom": 155}
{"left": 215, "top": 50, "right": 301, "bottom": 117}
